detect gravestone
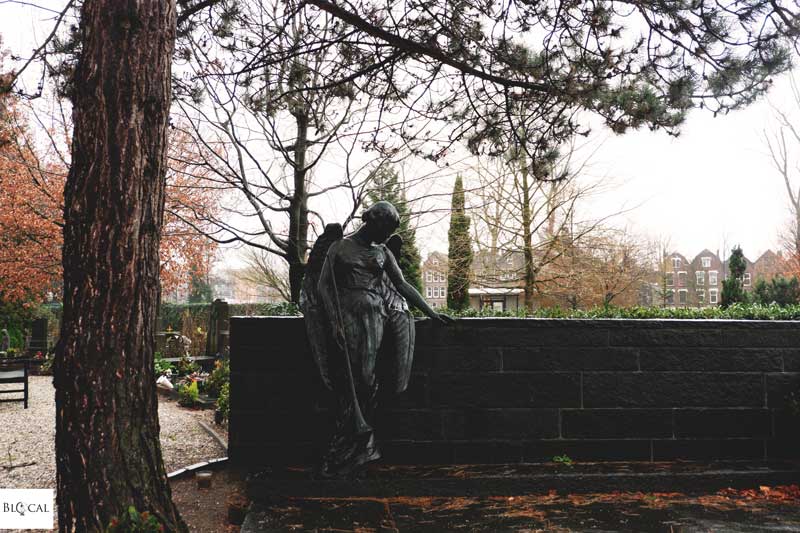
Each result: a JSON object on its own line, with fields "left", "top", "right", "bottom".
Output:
{"left": 28, "top": 318, "right": 48, "bottom": 354}
{"left": 0, "top": 329, "right": 10, "bottom": 353}
{"left": 206, "top": 299, "right": 230, "bottom": 357}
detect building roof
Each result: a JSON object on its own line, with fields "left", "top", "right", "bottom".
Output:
{"left": 468, "top": 287, "right": 525, "bottom": 295}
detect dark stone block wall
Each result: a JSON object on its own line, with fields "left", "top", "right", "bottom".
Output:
{"left": 229, "top": 317, "right": 800, "bottom": 467}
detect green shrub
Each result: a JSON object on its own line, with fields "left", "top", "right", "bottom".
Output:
{"left": 203, "top": 359, "right": 229, "bottom": 398}
{"left": 106, "top": 506, "right": 163, "bottom": 533}
{"left": 753, "top": 276, "right": 800, "bottom": 306}
{"left": 153, "top": 352, "right": 174, "bottom": 375}
{"left": 552, "top": 454, "right": 573, "bottom": 466}
{"left": 174, "top": 355, "right": 199, "bottom": 377}
{"left": 410, "top": 303, "right": 800, "bottom": 320}
{"left": 177, "top": 380, "right": 199, "bottom": 407}
{"left": 179, "top": 300, "right": 800, "bottom": 320}
{"left": 217, "top": 382, "right": 230, "bottom": 421}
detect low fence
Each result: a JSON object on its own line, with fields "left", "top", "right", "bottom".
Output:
{"left": 229, "top": 317, "right": 800, "bottom": 467}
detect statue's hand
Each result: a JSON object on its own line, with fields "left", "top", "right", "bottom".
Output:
{"left": 434, "top": 313, "right": 455, "bottom": 325}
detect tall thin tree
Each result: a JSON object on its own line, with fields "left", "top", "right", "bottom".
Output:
{"left": 721, "top": 246, "right": 747, "bottom": 308}
{"left": 447, "top": 174, "right": 472, "bottom": 310}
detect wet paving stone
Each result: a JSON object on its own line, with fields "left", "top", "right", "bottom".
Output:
{"left": 242, "top": 489, "right": 800, "bottom": 532}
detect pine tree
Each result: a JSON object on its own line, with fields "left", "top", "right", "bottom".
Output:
{"left": 721, "top": 246, "right": 747, "bottom": 308}
{"left": 447, "top": 175, "right": 472, "bottom": 310}
{"left": 367, "top": 165, "right": 423, "bottom": 292}
{"left": 53, "top": 0, "right": 187, "bottom": 530}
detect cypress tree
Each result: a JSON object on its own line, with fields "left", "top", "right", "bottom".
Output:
{"left": 721, "top": 246, "right": 747, "bottom": 308}
{"left": 447, "top": 175, "right": 472, "bottom": 310}
{"left": 367, "top": 165, "right": 423, "bottom": 292}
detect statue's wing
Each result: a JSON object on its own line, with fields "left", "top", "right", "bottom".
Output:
{"left": 386, "top": 233, "right": 403, "bottom": 260}
{"left": 299, "top": 223, "right": 343, "bottom": 391}
{"left": 380, "top": 235, "right": 416, "bottom": 393}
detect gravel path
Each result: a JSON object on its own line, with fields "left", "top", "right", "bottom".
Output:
{"left": 0, "top": 376, "right": 227, "bottom": 490}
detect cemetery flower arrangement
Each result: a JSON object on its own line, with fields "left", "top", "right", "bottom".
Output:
{"left": 177, "top": 379, "right": 199, "bottom": 407}
{"left": 4, "top": 347, "right": 19, "bottom": 358}
{"left": 175, "top": 354, "right": 200, "bottom": 376}
{"left": 153, "top": 351, "right": 174, "bottom": 376}
{"left": 202, "top": 359, "right": 229, "bottom": 398}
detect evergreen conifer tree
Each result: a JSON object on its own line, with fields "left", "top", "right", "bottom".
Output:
{"left": 721, "top": 246, "right": 747, "bottom": 308}
{"left": 447, "top": 175, "right": 472, "bottom": 310}
{"left": 367, "top": 165, "right": 423, "bottom": 292}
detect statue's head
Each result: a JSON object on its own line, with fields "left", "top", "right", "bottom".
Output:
{"left": 362, "top": 201, "right": 400, "bottom": 243}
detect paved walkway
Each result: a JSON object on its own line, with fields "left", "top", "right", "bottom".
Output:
{"left": 0, "top": 376, "right": 226, "bottom": 490}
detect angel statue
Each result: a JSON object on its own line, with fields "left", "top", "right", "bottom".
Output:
{"left": 300, "top": 201, "right": 453, "bottom": 478}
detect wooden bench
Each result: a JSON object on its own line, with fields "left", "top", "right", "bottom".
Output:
{"left": 0, "top": 357, "right": 29, "bottom": 409}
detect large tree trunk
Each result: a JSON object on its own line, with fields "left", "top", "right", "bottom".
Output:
{"left": 54, "top": 1, "right": 185, "bottom": 531}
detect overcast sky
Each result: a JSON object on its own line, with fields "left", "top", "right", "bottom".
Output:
{"left": 2, "top": 2, "right": 797, "bottom": 265}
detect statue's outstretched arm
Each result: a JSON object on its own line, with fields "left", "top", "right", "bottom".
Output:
{"left": 385, "top": 248, "right": 453, "bottom": 324}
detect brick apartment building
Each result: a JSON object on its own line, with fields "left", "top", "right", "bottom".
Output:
{"left": 421, "top": 249, "right": 525, "bottom": 311}
{"left": 423, "top": 247, "right": 790, "bottom": 310}
{"left": 644, "top": 249, "right": 786, "bottom": 308}
{"left": 421, "top": 252, "right": 448, "bottom": 308}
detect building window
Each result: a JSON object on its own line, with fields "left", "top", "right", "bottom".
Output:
{"left": 672, "top": 257, "right": 681, "bottom": 269}
{"left": 702, "top": 257, "right": 711, "bottom": 268}
{"left": 426, "top": 287, "right": 432, "bottom": 298}
{"left": 506, "top": 256, "right": 513, "bottom": 265}
{"left": 696, "top": 289, "right": 705, "bottom": 303}
{"left": 709, "top": 289, "right": 718, "bottom": 304}
{"left": 425, "top": 271, "right": 432, "bottom": 282}
{"left": 743, "top": 273, "right": 751, "bottom": 286}
{"left": 678, "top": 271, "right": 687, "bottom": 286}
{"left": 666, "top": 272, "right": 674, "bottom": 286}
{"left": 438, "top": 272, "right": 446, "bottom": 282}
{"left": 696, "top": 271, "right": 705, "bottom": 285}
{"left": 709, "top": 271, "right": 718, "bottom": 286}
{"left": 666, "top": 289, "right": 674, "bottom": 305}
{"left": 432, "top": 257, "right": 439, "bottom": 266}
{"left": 678, "top": 289, "right": 687, "bottom": 305}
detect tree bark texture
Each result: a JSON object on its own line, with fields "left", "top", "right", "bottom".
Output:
{"left": 287, "top": 108, "right": 309, "bottom": 303}
{"left": 519, "top": 164, "right": 536, "bottom": 312}
{"left": 54, "top": 0, "right": 185, "bottom": 531}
